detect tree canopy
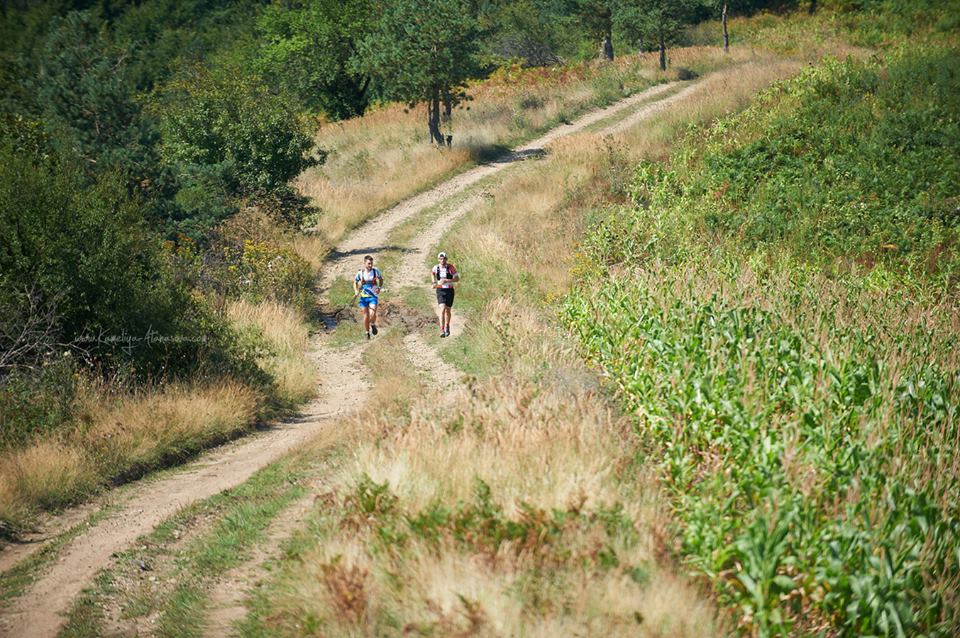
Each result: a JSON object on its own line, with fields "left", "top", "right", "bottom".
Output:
{"left": 255, "top": 0, "right": 375, "bottom": 120}
{"left": 356, "top": 0, "right": 483, "bottom": 145}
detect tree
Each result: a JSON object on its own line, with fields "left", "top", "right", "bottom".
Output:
{"left": 255, "top": 0, "right": 376, "bottom": 120}
{"left": 479, "top": 0, "right": 578, "bottom": 67}
{"left": 33, "top": 10, "right": 155, "bottom": 179}
{"left": 356, "top": 0, "right": 482, "bottom": 146}
{"left": 615, "top": 0, "right": 703, "bottom": 71}
{"left": 155, "top": 62, "right": 319, "bottom": 202}
{"left": 0, "top": 140, "right": 213, "bottom": 375}
{"left": 569, "top": 0, "right": 615, "bottom": 60}
{"left": 722, "top": 1, "right": 729, "bottom": 52}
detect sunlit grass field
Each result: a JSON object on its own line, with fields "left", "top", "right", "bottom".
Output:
{"left": 239, "top": 51, "right": 803, "bottom": 636}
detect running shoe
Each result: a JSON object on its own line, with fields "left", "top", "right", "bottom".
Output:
{"left": 440, "top": 328, "right": 446, "bottom": 338}
{"left": 371, "top": 324, "right": 378, "bottom": 336}
{"left": 366, "top": 331, "right": 371, "bottom": 340}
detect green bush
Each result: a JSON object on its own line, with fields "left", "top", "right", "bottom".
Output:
{"left": 155, "top": 63, "right": 319, "bottom": 198}
{"left": 0, "top": 358, "right": 76, "bottom": 450}
{"left": 0, "top": 141, "right": 221, "bottom": 376}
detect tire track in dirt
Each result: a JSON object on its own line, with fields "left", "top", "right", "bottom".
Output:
{"left": 0, "top": 79, "right": 693, "bottom": 638}
{"left": 203, "top": 484, "right": 321, "bottom": 636}
{"left": 317, "top": 81, "right": 680, "bottom": 295}
{"left": 0, "top": 345, "right": 363, "bottom": 638}
{"left": 601, "top": 79, "right": 710, "bottom": 135}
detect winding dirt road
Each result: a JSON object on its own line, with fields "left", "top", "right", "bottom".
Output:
{"left": 0, "top": 76, "right": 713, "bottom": 638}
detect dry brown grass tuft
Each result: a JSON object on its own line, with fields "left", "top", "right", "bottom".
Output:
{"left": 227, "top": 299, "right": 316, "bottom": 407}
{"left": 83, "top": 381, "right": 259, "bottom": 474}
{"left": 0, "top": 381, "right": 258, "bottom": 531}
{"left": 0, "top": 440, "right": 98, "bottom": 528}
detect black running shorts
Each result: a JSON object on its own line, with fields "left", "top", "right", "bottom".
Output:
{"left": 436, "top": 288, "right": 455, "bottom": 307}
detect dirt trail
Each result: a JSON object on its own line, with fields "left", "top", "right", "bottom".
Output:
{"left": 0, "top": 79, "right": 694, "bottom": 638}
{"left": 204, "top": 486, "right": 320, "bottom": 636}
{"left": 0, "top": 345, "right": 363, "bottom": 638}
{"left": 317, "top": 81, "right": 679, "bottom": 294}
{"left": 602, "top": 80, "right": 709, "bottom": 135}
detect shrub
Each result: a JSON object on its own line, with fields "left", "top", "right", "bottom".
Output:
{"left": 156, "top": 62, "right": 320, "bottom": 197}
{"left": 0, "top": 358, "right": 76, "bottom": 450}
{"left": 0, "top": 141, "right": 220, "bottom": 376}
{"left": 192, "top": 211, "right": 317, "bottom": 312}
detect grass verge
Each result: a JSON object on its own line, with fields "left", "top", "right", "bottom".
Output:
{"left": 57, "top": 442, "right": 344, "bottom": 638}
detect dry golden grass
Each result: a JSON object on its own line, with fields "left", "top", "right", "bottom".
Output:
{"left": 299, "top": 53, "right": 676, "bottom": 243}
{"left": 0, "top": 440, "right": 98, "bottom": 528}
{"left": 260, "top": 316, "right": 721, "bottom": 636}
{"left": 614, "top": 57, "right": 804, "bottom": 158}
{"left": 289, "top": 233, "right": 331, "bottom": 275}
{"left": 81, "top": 381, "right": 259, "bottom": 474}
{"left": 227, "top": 299, "right": 316, "bottom": 407}
{"left": 0, "top": 381, "right": 258, "bottom": 530}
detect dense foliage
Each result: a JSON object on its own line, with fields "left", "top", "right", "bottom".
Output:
{"left": 565, "top": 47, "right": 960, "bottom": 636}
{"left": 0, "top": 144, "right": 214, "bottom": 374}
{"left": 255, "top": 0, "right": 375, "bottom": 119}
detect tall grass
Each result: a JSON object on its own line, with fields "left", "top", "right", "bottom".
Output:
{"left": 0, "top": 381, "right": 258, "bottom": 534}
{"left": 245, "top": 312, "right": 721, "bottom": 637}
{"left": 226, "top": 299, "right": 316, "bottom": 410}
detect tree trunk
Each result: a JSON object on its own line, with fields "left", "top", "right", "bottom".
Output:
{"left": 442, "top": 89, "right": 453, "bottom": 147}
{"left": 427, "top": 88, "right": 444, "bottom": 146}
{"left": 601, "top": 30, "right": 614, "bottom": 61}
{"left": 722, "top": 3, "right": 729, "bottom": 53}
{"left": 809, "top": 0, "right": 817, "bottom": 14}
{"left": 658, "top": 35, "right": 666, "bottom": 71}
